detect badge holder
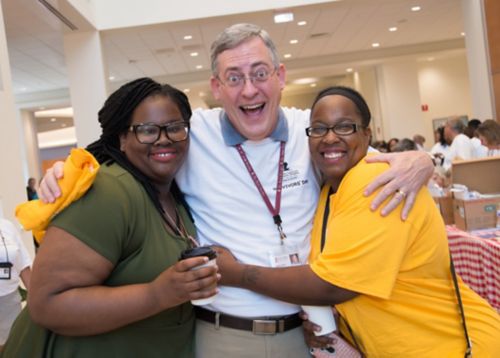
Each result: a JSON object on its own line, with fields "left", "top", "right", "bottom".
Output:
{"left": 0, "top": 261, "right": 13, "bottom": 280}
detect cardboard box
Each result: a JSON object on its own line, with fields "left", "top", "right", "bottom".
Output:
{"left": 452, "top": 157, "right": 500, "bottom": 193}
{"left": 451, "top": 157, "right": 500, "bottom": 231}
{"left": 433, "top": 196, "right": 454, "bottom": 225}
{"left": 453, "top": 196, "right": 500, "bottom": 231}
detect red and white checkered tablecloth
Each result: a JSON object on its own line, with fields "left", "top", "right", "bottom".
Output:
{"left": 446, "top": 225, "right": 500, "bottom": 312}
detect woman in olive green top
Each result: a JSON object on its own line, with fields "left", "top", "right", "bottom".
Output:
{"left": 1, "top": 78, "right": 218, "bottom": 357}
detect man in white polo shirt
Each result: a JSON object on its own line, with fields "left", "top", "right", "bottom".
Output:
{"left": 38, "top": 23, "right": 433, "bottom": 358}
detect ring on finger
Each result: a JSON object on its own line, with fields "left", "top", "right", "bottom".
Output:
{"left": 395, "top": 189, "right": 407, "bottom": 198}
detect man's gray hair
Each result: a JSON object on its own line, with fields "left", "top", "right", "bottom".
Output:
{"left": 447, "top": 117, "right": 466, "bottom": 133}
{"left": 210, "top": 23, "right": 280, "bottom": 75}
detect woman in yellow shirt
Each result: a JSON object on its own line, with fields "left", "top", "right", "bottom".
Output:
{"left": 216, "top": 86, "right": 500, "bottom": 357}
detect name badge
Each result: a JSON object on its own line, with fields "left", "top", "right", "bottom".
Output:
{"left": 0, "top": 262, "right": 13, "bottom": 280}
{"left": 268, "top": 244, "right": 301, "bottom": 268}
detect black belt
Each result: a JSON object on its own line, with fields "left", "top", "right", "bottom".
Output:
{"left": 194, "top": 306, "right": 303, "bottom": 335}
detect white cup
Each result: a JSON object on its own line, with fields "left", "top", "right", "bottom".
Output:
{"left": 190, "top": 258, "right": 217, "bottom": 306}
{"left": 180, "top": 246, "right": 218, "bottom": 306}
{"left": 301, "top": 305, "right": 336, "bottom": 336}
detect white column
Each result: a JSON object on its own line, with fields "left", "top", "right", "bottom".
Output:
{"left": 0, "top": 4, "right": 35, "bottom": 256}
{"left": 355, "top": 68, "right": 384, "bottom": 141}
{"left": 63, "top": 30, "right": 108, "bottom": 148}
{"left": 20, "top": 110, "right": 42, "bottom": 179}
{"left": 461, "top": 0, "right": 494, "bottom": 119}
{"left": 376, "top": 60, "right": 425, "bottom": 140}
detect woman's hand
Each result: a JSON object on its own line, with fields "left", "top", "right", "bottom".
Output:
{"left": 364, "top": 151, "right": 433, "bottom": 220}
{"left": 151, "top": 257, "right": 220, "bottom": 310}
{"left": 300, "top": 311, "right": 336, "bottom": 349}
{"left": 38, "top": 161, "right": 65, "bottom": 203}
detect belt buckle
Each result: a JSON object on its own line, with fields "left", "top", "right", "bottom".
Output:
{"left": 252, "top": 319, "right": 279, "bottom": 335}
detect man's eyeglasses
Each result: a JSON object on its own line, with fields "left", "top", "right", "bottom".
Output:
{"left": 218, "top": 68, "right": 277, "bottom": 88}
{"left": 129, "top": 121, "right": 190, "bottom": 144}
{"left": 305, "top": 123, "right": 360, "bottom": 138}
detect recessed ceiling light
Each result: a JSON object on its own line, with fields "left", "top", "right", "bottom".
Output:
{"left": 199, "top": 91, "right": 206, "bottom": 97}
{"left": 108, "top": 76, "right": 115, "bottom": 80}
{"left": 310, "top": 83, "right": 317, "bottom": 88}
{"left": 346, "top": 68, "right": 353, "bottom": 73}
{"left": 292, "top": 77, "right": 317, "bottom": 85}
{"left": 274, "top": 12, "right": 294, "bottom": 24}
{"left": 61, "top": 123, "right": 67, "bottom": 128}
{"left": 284, "top": 53, "right": 292, "bottom": 59}
{"left": 196, "top": 65, "right": 203, "bottom": 69}
{"left": 427, "top": 57, "right": 435, "bottom": 61}
{"left": 50, "top": 118, "right": 56, "bottom": 122}
{"left": 289, "top": 39, "right": 299, "bottom": 44}
{"left": 184, "top": 35, "right": 193, "bottom": 40}
{"left": 411, "top": 6, "right": 421, "bottom": 12}
{"left": 389, "top": 27, "right": 397, "bottom": 32}
{"left": 183, "top": 89, "right": 190, "bottom": 93}
{"left": 372, "top": 42, "right": 380, "bottom": 48}
{"left": 297, "top": 21, "right": 307, "bottom": 26}
{"left": 461, "top": 32, "right": 465, "bottom": 36}
{"left": 190, "top": 52, "right": 199, "bottom": 57}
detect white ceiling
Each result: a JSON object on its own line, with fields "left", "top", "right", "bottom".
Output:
{"left": 2, "top": 0, "right": 465, "bottom": 109}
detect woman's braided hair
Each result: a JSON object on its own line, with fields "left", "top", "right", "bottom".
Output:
{"left": 85, "top": 77, "right": 193, "bottom": 220}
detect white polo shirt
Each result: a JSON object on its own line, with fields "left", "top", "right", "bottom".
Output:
{"left": 176, "top": 107, "right": 320, "bottom": 317}
{"left": 0, "top": 219, "right": 31, "bottom": 296}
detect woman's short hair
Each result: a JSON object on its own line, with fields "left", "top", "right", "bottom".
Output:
{"left": 310, "top": 86, "right": 371, "bottom": 128}
{"left": 476, "top": 119, "right": 500, "bottom": 146}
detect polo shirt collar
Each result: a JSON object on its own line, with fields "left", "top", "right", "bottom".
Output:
{"left": 220, "top": 108, "right": 289, "bottom": 146}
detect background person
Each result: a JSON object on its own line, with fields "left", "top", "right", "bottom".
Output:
{"left": 215, "top": 86, "right": 500, "bottom": 357}
{"left": 26, "top": 178, "right": 38, "bottom": 201}
{"left": 37, "top": 24, "right": 434, "bottom": 358}
{"left": 443, "top": 117, "right": 474, "bottom": 171}
{"left": 0, "top": 218, "right": 31, "bottom": 353}
{"left": 391, "top": 138, "right": 417, "bottom": 152}
{"left": 387, "top": 137, "right": 399, "bottom": 152}
{"left": 1, "top": 78, "right": 218, "bottom": 358}
{"left": 412, "top": 134, "right": 425, "bottom": 151}
{"left": 465, "top": 118, "right": 488, "bottom": 158}
{"left": 476, "top": 119, "right": 500, "bottom": 156}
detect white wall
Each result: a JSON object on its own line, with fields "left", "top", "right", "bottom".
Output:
{"left": 376, "top": 60, "right": 424, "bottom": 142}
{"left": 418, "top": 53, "right": 472, "bottom": 149}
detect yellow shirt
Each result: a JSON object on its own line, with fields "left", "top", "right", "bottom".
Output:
{"left": 309, "top": 158, "right": 500, "bottom": 357}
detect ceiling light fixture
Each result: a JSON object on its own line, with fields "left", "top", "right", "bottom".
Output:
{"left": 190, "top": 52, "right": 199, "bottom": 57}
{"left": 461, "top": 32, "right": 465, "bottom": 36}
{"left": 346, "top": 68, "right": 353, "bottom": 73}
{"left": 372, "top": 42, "right": 380, "bottom": 48}
{"left": 274, "top": 11, "right": 294, "bottom": 24}
{"left": 389, "top": 27, "right": 397, "bottom": 32}
{"left": 290, "top": 39, "right": 298, "bottom": 44}
{"left": 196, "top": 65, "right": 203, "bottom": 69}
{"left": 50, "top": 118, "right": 56, "bottom": 122}
{"left": 292, "top": 77, "right": 317, "bottom": 85}
{"left": 297, "top": 21, "right": 307, "bottom": 26}
{"left": 310, "top": 83, "right": 317, "bottom": 88}
{"left": 183, "top": 89, "right": 190, "bottom": 93}
{"left": 108, "top": 76, "right": 115, "bottom": 80}
{"left": 284, "top": 53, "right": 292, "bottom": 59}
{"left": 184, "top": 35, "right": 193, "bottom": 40}
{"left": 411, "top": 6, "right": 421, "bottom": 12}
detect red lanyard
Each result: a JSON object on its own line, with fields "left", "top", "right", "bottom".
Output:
{"left": 235, "top": 141, "right": 287, "bottom": 244}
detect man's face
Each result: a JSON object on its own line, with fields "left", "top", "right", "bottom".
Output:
{"left": 210, "top": 37, "right": 286, "bottom": 141}
{"left": 443, "top": 123, "right": 453, "bottom": 144}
